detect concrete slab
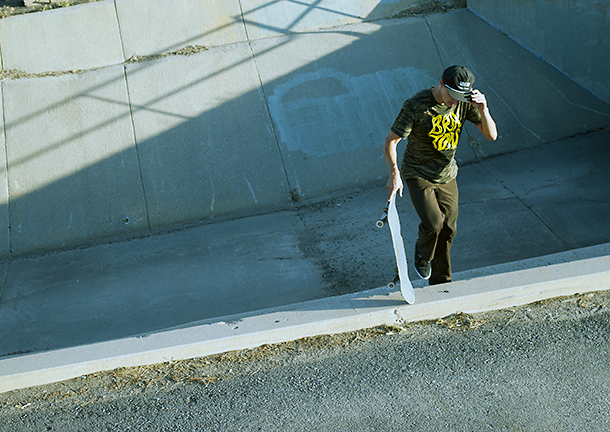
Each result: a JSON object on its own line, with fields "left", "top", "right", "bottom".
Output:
{"left": 115, "top": 0, "right": 247, "bottom": 58}
{"left": 253, "top": 18, "right": 443, "bottom": 201}
{"left": 453, "top": 129, "right": 610, "bottom": 272}
{"left": 295, "top": 186, "right": 418, "bottom": 293}
{"left": 427, "top": 9, "right": 610, "bottom": 160}
{"left": 455, "top": 196, "right": 566, "bottom": 269}
{"left": 455, "top": 162, "right": 568, "bottom": 268}
{"left": 292, "top": 133, "right": 607, "bottom": 293}
{"left": 476, "top": 130, "right": 610, "bottom": 251}
{"left": 469, "top": 0, "right": 610, "bottom": 106}
{"left": 241, "top": 0, "right": 421, "bottom": 39}
{"left": 125, "top": 46, "right": 292, "bottom": 229}
{"left": 0, "top": 211, "right": 330, "bottom": 358}
{"left": 3, "top": 66, "right": 148, "bottom": 256}
{"left": 1, "top": 243, "right": 608, "bottom": 393}
{"left": 0, "top": 1, "right": 124, "bottom": 73}
{"left": 292, "top": 181, "right": 531, "bottom": 293}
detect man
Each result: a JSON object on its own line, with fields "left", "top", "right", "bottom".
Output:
{"left": 383, "top": 65, "right": 497, "bottom": 285}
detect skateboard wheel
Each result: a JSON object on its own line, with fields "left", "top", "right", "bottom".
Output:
{"left": 388, "top": 281, "right": 396, "bottom": 289}
{"left": 376, "top": 209, "right": 388, "bottom": 228}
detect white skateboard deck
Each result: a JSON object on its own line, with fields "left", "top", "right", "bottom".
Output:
{"left": 387, "top": 191, "right": 415, "bottom": 304}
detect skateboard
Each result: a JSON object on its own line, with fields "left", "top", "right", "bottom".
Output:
{"left": 376, "top": 191, "right": 415, "bottom": 304}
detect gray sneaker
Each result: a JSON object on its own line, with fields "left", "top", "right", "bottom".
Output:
{"left": 414, "top": 247, "right": 431, "bottom": 280}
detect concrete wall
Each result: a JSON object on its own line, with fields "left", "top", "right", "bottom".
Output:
{"left": 0, "top": 0, "right": 608, "bottom": 258}
{"left": 468, "top": 0, "right": 610, "bottom": 106}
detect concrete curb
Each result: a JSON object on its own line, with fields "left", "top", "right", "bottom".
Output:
{"left": 1, "top": 243, "right": 608, "bottom": 394}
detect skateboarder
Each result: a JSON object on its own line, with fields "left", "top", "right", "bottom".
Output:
{"left": 383, "top": 65, "right": 497, "bottom": 285}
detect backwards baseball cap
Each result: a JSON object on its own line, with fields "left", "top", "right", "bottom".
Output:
{"left": 442, "top": 65, "right": 475, "bottom": 102}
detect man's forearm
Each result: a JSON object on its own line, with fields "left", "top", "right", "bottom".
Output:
{"left": 383, "top": 131, "right": 404, "bottom": 200}
{"left": 478, "top": 108, "right": 498, "bottom": 141}
{"left": 383, "top": 132, "right": 402, "bottom": 175}
{"left": 470, "top": 89, "right": 498, "bottom": 141}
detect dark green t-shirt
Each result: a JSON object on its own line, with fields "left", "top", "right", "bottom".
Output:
{"left": 391, "top": 88, "right": 482, "bottom": 184}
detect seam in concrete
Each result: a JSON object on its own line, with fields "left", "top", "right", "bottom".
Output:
{"left": 237, "top": 0, "right": 298, "bottom": 205}
{"left": 483, "top": 79, "right": 544, "bottom": 142}
{"left": 112, "top": 0, "right": 127, "bottom": 63}
{"left": 112, "top": 0, "right": 151, "bottom": 233}
{"left": 539, "top": 74, "right": 610, "bottom": 119}
{"left": 0, "top": 260, "right": 9, "bottom": 307}
{"left": 0, "top": 81, "right": 11, "bottom": 259}
{"left": 463, "top": 127, "right": 483, "bottom": 162}
{"left": 121, "top": 65, "right": 151, "bottom": 234}
{"left": 515, "top": 203, "right": 568, "bottom": 249}
{"left": 424, "top": 17, "right": 445, "bottom": 70}
{"left": 476, "top": 162, "right": 569, "bottom": 250}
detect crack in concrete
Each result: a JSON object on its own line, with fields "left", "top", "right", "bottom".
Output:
{"left": 476, "top": 163, "right": 570, "bottom": 250}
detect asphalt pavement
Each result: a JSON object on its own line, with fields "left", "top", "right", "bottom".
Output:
{"left": 1, "top": 290, "right": 609, "bottom": 431}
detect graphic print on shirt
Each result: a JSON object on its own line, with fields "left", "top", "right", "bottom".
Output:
{"left": 429, "top": 112, "right": 462, "bottom": 151}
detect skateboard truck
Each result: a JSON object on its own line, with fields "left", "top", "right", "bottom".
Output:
{"left": 376, "top": 207, "right": 388, "bottom": 228}
{"left": 387, "top": 268, "right": 399, "bottom": 289}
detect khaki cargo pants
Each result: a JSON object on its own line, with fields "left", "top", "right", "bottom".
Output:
{"left": 406, "top": 177, "right": 458, "bottom": 285}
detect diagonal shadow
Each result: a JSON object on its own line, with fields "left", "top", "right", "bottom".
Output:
{"left": 0, "top": 3, "right": 609, "bottom": 359}
{"left": 1, "top": 0, "right": 369, "bottom": 186}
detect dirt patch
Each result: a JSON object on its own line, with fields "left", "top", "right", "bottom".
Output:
{"left": 0, "top": 45, "right": 209, "bottom": 81}
{"left": 125, "top": 45, "right": 209, "bottom": 64}
{"left": 295, "top": 188, "right": 397, "bottom": 297}
{"left": 436, "top": 311, "right": 486, "bottom": 330}
{"left": 389, "top": 0, "right": 467, "bottom": 18}
{"left": 0, "top": 0, "right": 101, "bottom": 18}
{"left": 0, "top": 68, "right": 89, "bottom": 80}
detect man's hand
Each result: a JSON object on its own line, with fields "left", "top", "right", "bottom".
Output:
{"left": 471, "top": 89, "right": 498, "bottom": 141}
{"left": 386, "top": 169, "right": 404, "bottom": 203}
{"left": 383, "top": 131, "right": 404, "bottom": 203}
{"left": 469, "top": 89, "right": 488, "bottom": 112}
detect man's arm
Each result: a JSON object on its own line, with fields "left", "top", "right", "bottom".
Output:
{"left": 470, "top": 89, "right": 498, "bottom": 141}
{"left": 383, "top": 131, "right": 404, "bottom": 202}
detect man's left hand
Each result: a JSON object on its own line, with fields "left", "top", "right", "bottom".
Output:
{"left": 469, "top": 89, "right": 488, "bottom": 112}
{"left": 471, "top": 89, "right": 498, "bottom": 141}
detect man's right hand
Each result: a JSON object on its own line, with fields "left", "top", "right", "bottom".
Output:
{"left": 383, "top": 131, "right": 404, "bottom": 203}
{"left": 386, "top": 169, "right": 403, "bottom": 203}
